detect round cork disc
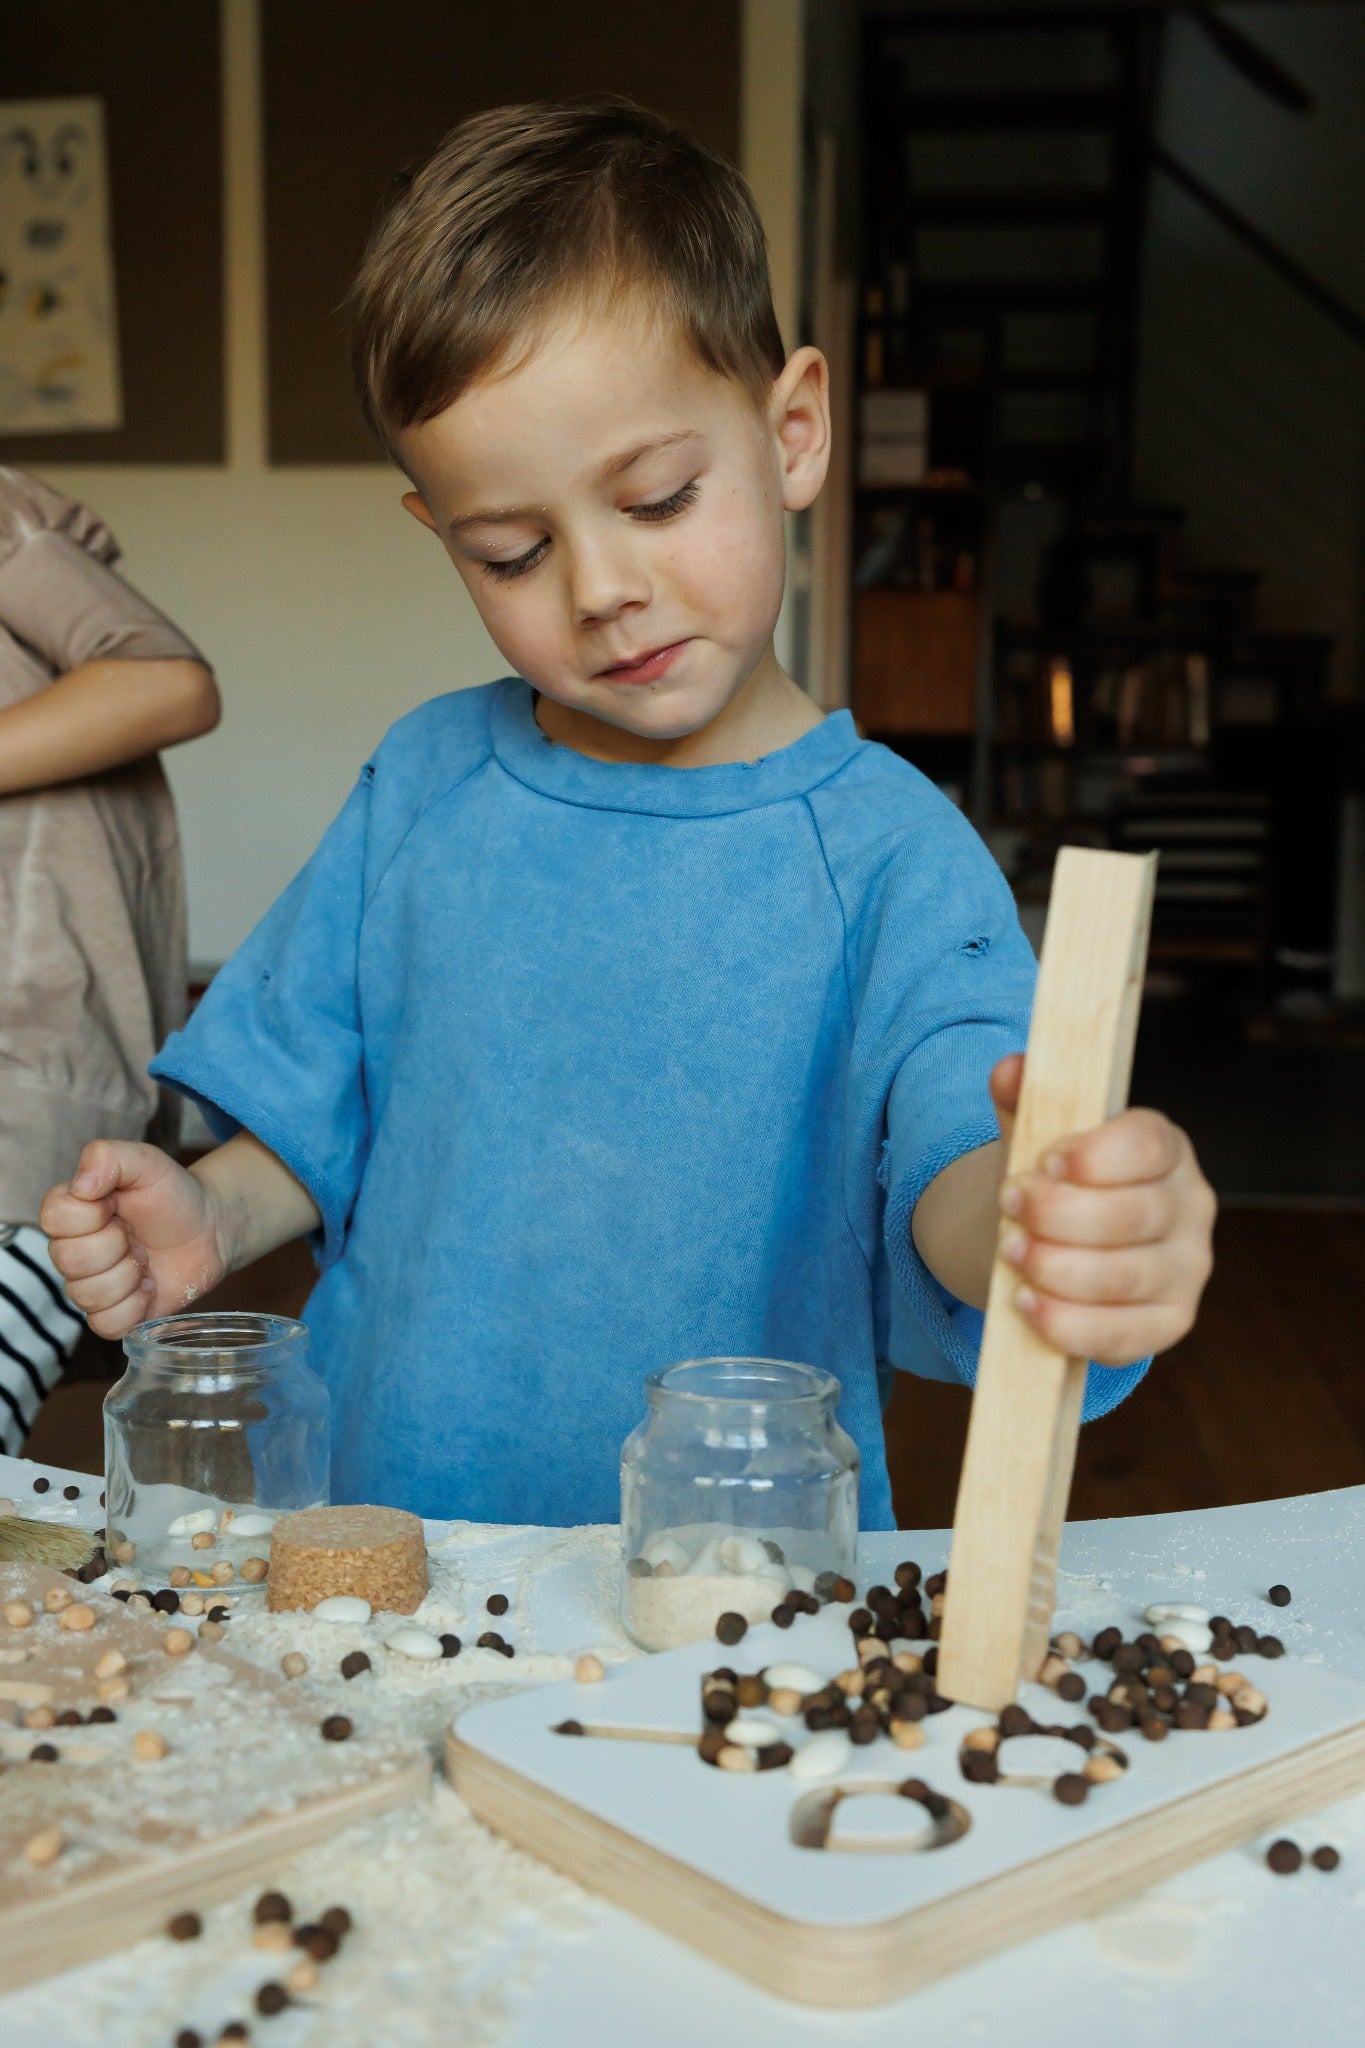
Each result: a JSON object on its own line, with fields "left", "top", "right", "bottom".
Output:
{"left": 267, "top": 1504, "right": 428, "bottom": 1616}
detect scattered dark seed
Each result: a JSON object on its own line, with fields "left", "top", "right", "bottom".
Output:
{"left": 440, "top": 1634, "right": 461, "bottom": 1657}
{"left": 111, "top": 1587, "right": 132, "bottom": 1602}
{"left": 756, "top": 1741, "right": 795, "bottom": 1771}
{"left": 848, "top": 1608, "right": 873, "bottom": 1637}
{"left": 1266, "top": 1839, "right": 1302, "bottom": 1874}
{"left": 54, "top": 1709, "right": 82, "bottom": 1727}
{"left": 1234, "top": 1624, "right": 1258, "bottom": 1654}
{"left": 1054, "top": 1773, "right": 1089, "bottom": 1806}
{"left": 715, "top": 1612, "right": 747, "bottom": 1646}
{"left": 88, "top": 1705, "right": 117, "bottom": 1723}
{"left": 254, "top": 1891, "right": 292, "bottom": 1924}
{"left": 32, "top": 1477, "right": 49, "bottom": 1494}
{"left": 828, "top": 1576, "right": 856, "bottom": 1604}
{"left": 339, "top": 1650, "right": 371, "bottom": 1680}
{"left": 1056, "top": 1672, "right": 1086, "bottom": 1703}
{"left": 770, "top": 1602, "right": 795, "bottom": 1629}
{"left": 1092, "top": 1626, "right": 1121, "bottom": 1660}
{"left": 320, "top": 1715, "right": 352, "bottom": 1742}
{"left": 1112, "top": 1643, "right": 1145, "bottom": 1675}
{"left": 207, "top": 1603, "right": 231, "bottom": 1623}
{"left": 486, "top": 1593, "right": 509, "bottom": 1615}
{"left": 1140, "top": 1715, "right": 1170, "bottom": 1742}
{"left": 1175, "top": 1702, "right": 1211, "bottom": 1730}
{"left": 63, "top": 1484, "right": 80, "bottom": 1500}
{"left": 553, "top": 1718, "right": 585, "bottom": 1736}
{"left": 99, "top": 1490, "right": 106, "bottom": 1507}
{"left": 320, "top": 1905, "right": 353, "bottom": 1937}
{"left": 151, "top": 1589, "right": 181, "bottom": 1615}
{"left": 220, "top": 2029, "right": 249, "bottom": 2044}
{"left": 1169, "top": 1648, "right": 1195, "bottom": 1678}
{"left": 29, "top": 1743, "right": 59, "bottom": 1762}
{"left": 998, "top": 1704, "right": 1035, "bottom": 1738}
{"left": 924, "top": 1571, "right": 947, "bottom": 1598}
{"left": 960, "top": 1748, "right": 999, "bottom": 1783}
{"left": 1311, "top": 1845, "right": 1341, "bottom": 1872}
{"left": 1267, "top": 1585, "right": 1292, "bottom": 1608}
{"left": 1258, "top": 1635, "right": 1285, "bottom": 1659}
{"left": 175, "top": 2031, "right": 202, "bottom": 2048}
{"left": 166, "top": 1911, "right": 202, "bottom": 1941}
{"left": 294, "top": 1923, "right": 339, "bottom": 1962}
{"left": 255, "top": 1983, "right": 289, "bottom": 2017}
{"left": 894, "top": 1560, "right": 922, "bottom": 1592}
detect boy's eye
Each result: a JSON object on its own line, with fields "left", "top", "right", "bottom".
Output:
{"left": 630, "top": 478, "right": 700, "bottom": 521}
{"left": 481, "top": 539, "right": 549, "bottom": 583}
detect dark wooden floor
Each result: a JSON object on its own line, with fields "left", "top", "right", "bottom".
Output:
{"left": 26, "top": 1208, "right": 1365, "bottom": 1522}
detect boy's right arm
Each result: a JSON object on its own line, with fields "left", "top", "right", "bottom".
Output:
{"left": 40, "top": 1133, "right": 321, "bottom": 1339}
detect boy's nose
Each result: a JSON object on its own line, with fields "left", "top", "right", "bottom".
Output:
{"left": 566, "top": 535, "right": 651, "bottom": 627}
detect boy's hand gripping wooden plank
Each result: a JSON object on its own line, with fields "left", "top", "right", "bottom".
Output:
{"left": 937, "top": 846, "right": 1158, "bottom": 1713}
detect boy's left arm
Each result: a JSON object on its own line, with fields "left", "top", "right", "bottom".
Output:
{"left": 912, "top": 1052, "right": 1216, "bottom": 1366}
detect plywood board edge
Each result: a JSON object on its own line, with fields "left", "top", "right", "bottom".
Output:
{"left": 446, "top": 1721, "right": 1365, "bottom": 2009}
{"left": 0, "top": 1752, "right": 431, "bottom": 1995}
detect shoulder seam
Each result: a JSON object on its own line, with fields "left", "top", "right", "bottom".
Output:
{"left": 361, "top": 745, "right": 492, "bottom": 919}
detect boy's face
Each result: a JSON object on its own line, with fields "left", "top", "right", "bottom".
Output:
{"left": 396, "top": 307, "right": 829, "bottom": 751}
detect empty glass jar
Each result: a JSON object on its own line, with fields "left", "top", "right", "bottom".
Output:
{"left": 104, "top": 1312, "right": 330, "bottom": 1587}
{"left": 620, "top": 1357, "right": 859, "bottom": 1650}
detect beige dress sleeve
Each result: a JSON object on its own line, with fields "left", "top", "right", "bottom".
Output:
{"left": 0, "top": 468, "right": 206, "bottom": 1223}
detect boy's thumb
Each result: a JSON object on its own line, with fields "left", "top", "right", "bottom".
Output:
{"left": 70, "top": 1139, "right": 165, "bottom": 1200}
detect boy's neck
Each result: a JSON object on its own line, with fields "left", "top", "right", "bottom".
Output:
{"left": 533, "top": 646, "right": 825, "bottom": 768}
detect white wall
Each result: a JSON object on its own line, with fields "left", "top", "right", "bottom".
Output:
{"left": 28, "top": 0, "right": 807, "bottom": 967}
{"left": 1135, "top": 4, "right": 1365, "bottom": 699}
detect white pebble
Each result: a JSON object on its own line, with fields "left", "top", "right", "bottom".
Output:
{"left": 788, "top": 1564, "right": 817, "bottom": 1595}
{"left": 310, "top": 1595, "right": 372, "bottom": 1625}
{"left": 641, "top": 1534, "right": 691, "bottom": 1574}
{"left": 789, "top": 1729, "right": 852, "bottom": 1783}
{"left": 385, "top": 1625, "right": 443, "bottom": 1660}
{"left": 1159, "top": 1618, "right": 1213, "bottom": 1655}
{"left": 225, "top": 1511, "right": 275, "bottom": 1538}
{"left": 1145, "top": 1602, "right": 1210, "bottom": 1626}
{"left": 997, "top": 1733, "right": 1084, "bottom": 1780}
{"left": 685, "top": 1538, "right": 726, "bottom": 1577}
{"left": 717, "top": 1535, "right": 770, "bottom": 1576}
{"left": 724, "top": 1714, "right": 784, "bottom": 1748}
{"left": 761, "top": 1662, "right": 825, "bottom": 1695}
{"left": 166, "top": 1508, "right": 218, "bottom": 1538}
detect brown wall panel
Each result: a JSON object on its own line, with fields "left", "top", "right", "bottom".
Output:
{"left": 262, "top": 0, "right": 741, "bottom": 464}
{"left": 0, "top": 0, "right": 223, "bottom": 465}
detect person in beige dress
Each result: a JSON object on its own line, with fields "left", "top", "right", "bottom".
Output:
{"left": 0, "top": 466, "right": 219, "bottom": 1452}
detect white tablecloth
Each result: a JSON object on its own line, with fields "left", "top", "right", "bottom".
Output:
{"left": 3, "top": 1452, "right": 1363, "bottom": 2047}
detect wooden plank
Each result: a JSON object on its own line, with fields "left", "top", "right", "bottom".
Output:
{"left": 937, "top": 847, "right": 1157, "bottom": 1711}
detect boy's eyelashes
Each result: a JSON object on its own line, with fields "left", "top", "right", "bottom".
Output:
{"left": 478, "top": 478, "right": 701, "bottom": 583}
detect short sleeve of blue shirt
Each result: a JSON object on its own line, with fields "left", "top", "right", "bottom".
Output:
{"left": 155, "top": 769, "right": 373, "bottom": 1264}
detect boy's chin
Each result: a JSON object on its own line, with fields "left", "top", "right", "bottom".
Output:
{"left": 549, "top": 678, "right": 733, "bottom": 744}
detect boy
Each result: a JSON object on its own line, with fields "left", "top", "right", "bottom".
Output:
{"left": 41, "top": 101, "right": 1215, "bottom": 1528}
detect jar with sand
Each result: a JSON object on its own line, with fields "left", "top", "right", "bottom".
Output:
{"left": 104, "top": 1313, "right": 329, "bottom": 1588}
{"left": 620, "top": 1357, "right": 859, "bottom": 1651}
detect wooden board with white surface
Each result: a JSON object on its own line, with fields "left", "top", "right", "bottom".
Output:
{"left": 0, "top": 1564, "right": 431, "bottom": 1993}
{"left": 938, "top": 846, "right": 1158, "bottom": 1712}
{"left": 447, "top": 1604, "right": 1365, "bottom": 2008}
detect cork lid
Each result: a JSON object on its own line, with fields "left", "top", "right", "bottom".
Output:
{"left": 271, "top": 1505, "right": 423, "bottom": 1553}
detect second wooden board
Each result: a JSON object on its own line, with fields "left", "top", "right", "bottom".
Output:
{"left": 448, "top": 1605, "right": 1365, "bottom": 2008}
{"left": 0, "top": 1564, "right": 431, "bottom": 1993}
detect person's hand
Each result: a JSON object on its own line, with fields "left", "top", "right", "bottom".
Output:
{"left": 988, "top": 1053, "right": 1216, "bottom": 1365}
{"left": 39, "top": 1141, "right": 229, "bottom": 1339}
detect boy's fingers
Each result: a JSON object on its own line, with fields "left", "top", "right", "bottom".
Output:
{"left": 1002, "top": 1175, "right": 1175, "bottom": 1248}
{"left": 86, "top": 1293, "right": 157, "bottom": 1342}
{"left": 1040, "top": 1109, "right": 1184, "bottom": 1188}
{"left": 65, "top": 1256, "right": 151, "bottom": 1318}
{"left": 38, "top": 1183, "right": 117, "bottom": 1240}
{"left": 1012, "top": 1286, "right": 1193, "bottom": 1365}
{"left": 1000, "top": 1234, "right": 1171, "bottom": 1306}
{"left": 47, "top": 1219, "right": 133, "bottom": 1283}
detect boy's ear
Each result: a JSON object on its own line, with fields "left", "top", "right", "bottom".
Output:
{"left": 769, "top": 346, "right": 832, "bottom": 514}
{"left": 401, "top": 490, "right": 439, "bottom": 532}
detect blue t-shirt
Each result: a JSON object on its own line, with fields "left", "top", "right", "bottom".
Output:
{"left": 152, "top": 680, "right": 1145, "bottom": 1527}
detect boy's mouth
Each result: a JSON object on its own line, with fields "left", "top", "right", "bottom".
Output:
{"left": 595, "top": 638, "right": 692, "bottom": 685}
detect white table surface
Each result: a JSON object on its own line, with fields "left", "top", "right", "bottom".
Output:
{"left": 3, "top": 1452, "right": 1363, "bottom": 2048}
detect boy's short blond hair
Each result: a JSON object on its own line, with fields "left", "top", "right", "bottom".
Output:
{"left": 350, "top": 96, "right": 786, "bottom": 453}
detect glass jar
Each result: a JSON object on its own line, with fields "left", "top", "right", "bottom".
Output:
{"left": 620, "top": 1357, "right": 859, "bottom": 1651}
{"left": 104, "top": 1312, "right": 330, "bottom": 1588}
